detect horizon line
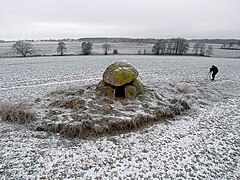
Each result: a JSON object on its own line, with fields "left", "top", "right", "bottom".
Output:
{"left": 1, "top": 36, "right": 240, "bottom": 42}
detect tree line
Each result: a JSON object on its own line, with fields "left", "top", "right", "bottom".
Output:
{"left": 151, "top": 38, "right": 189, "bottom": 55}
{"left": 143, "top": 38, "right": 213, "bottom": 56}
{"left": 221, "top": 41, "right": 240, "bottom": 50}
{"left": 192, "top": 42, "right": 213, "bottom": 56}
{"left": 11, "top": 39, "right": 214, "bottom": 57}
{"left": 11, "top": 41, "right": 115, "bottom": 57}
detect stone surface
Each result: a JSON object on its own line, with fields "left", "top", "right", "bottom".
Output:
{"left": 96, "top": 80, "right": 115, "bottom": 97}
{"left": 133, "top": 79, "right": 144, "bottom": 95}
{"left": 103, "top": 61, "right": 138, "bottom": 87}
{"left": 125, "top": 85, "right": 137, "bottom": 99}
{"left": 97, "top": 61, "right": 144, "bottom": 99}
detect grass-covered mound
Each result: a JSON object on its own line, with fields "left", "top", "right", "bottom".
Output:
{"left": 0, "top": 83, "right": 193, "bottom": 138}
{"left": 29, "top": 82, "right": 192, "bottom": 138}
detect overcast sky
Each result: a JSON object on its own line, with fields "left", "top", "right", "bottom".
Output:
{"left": 0, "top": 0, "right": 240, "bottom": 40}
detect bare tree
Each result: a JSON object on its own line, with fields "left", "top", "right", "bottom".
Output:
{"left": 199, "top": 43, "right": 206, "bottom": 56}
{"left": 168, "top": 38, "right": 189, "bottom": 55}
{"left": 192, "top": 42, "right": 201, "bottom": 55}
{"left": 160, "top": 40, "right": 167, "bottom": 55}
{"left": 236, "top": 41, "right": 240, "bottom": 46}
{"left": 221, "top": 44, "right": 226, "bottom": 49}
{"left": 113, "top": 49, "right": 118, "bottom": 54}
{"left": 137, "top": 49, "right": 142, "bottom": 55}
{"left": 182, "top": 41, "right": 190, "bottom": 54}
{"left": 229, "top": 42, "right": 235, "bottom": 49}
{"left": 102, "top": 43, "right": 111, "bottom": 55}
{"left": 57, "top": 41, "right": 67, "bottom": 56}
{"left": 175, "top": 38, "right": 189, "bottom": 55}
{"left": 237, "top": 41, "right": 240, "bottom": 49}
{"left": 152, "top": 40, "right": 167, "bottom": 55}
{"left": 152, "top": 38, "right": 188, "bottom": 55}
{"left": 206, "top": 45, "right": 213, "bottom": 56}
{"left": 143, "top": 49, "right": 147, "bottom": 55}
{"left": 166, "top": 39, "right": 174, "bottom": 54}
{"left": 12, "top": 40, "right": 34, "bottom": 57}
{"left": 81, "top": 42, "right": 93, "bottom": 55}
{"left": 152, "top": 41, "right": 161, "bottom": 55}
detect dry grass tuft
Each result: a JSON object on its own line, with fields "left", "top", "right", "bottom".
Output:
{"left": 0, "top": 103, "right": 36, "bottom": 124}
{"left": 49, "top": 97, "right": 85, "bottom": 110}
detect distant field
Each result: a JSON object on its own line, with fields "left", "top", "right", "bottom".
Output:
{"left": 0, "top": 41, "right": 240, "bottom": 58}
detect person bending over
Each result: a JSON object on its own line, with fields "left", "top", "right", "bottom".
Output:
{"left": 209, "top": 65, "right": 218, "bottom": 81}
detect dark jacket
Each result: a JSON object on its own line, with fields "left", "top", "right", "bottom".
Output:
{"left": 210, "top": 66, "right": 218, "bottom": 74}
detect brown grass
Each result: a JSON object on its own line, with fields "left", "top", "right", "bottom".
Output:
{"left": 40, "top": 98, "right": 191, "bottom": 138}
{"left": 38, "top": 85, "right": 192, "bottom": 138}
{"left": 0, "top": 103, "right": 36, "bottom": 124}
{"left": 41, "top": 114, "right": 164, "bottom": 138}
{"left": 49, "top": 97, "right": 86, "bottom": 110}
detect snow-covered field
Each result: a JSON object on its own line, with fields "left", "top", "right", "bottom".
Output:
{"left": 0, "top": 55, "right": 239, "bottom": 179}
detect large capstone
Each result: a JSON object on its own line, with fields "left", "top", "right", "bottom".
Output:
{"left": 103, "top": 61, "right": 138, "bottom": 87}
{"left": 97, "top": 61, "right": 144, "bottom": 99}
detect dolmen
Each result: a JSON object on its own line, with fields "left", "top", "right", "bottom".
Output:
{"left": 96, "top": 61, "right": 144, "bottom": 99}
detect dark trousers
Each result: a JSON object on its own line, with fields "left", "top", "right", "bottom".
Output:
{"left": 212, "top": 72, "right": 217, "bottom": 80}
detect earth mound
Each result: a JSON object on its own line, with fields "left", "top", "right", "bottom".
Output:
{"left": 30, "top": 83, "right": 192, "bottom": 138}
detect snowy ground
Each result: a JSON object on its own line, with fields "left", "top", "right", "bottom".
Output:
{"left": 0, "top": 55, "right": 239, "bottom": 179}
